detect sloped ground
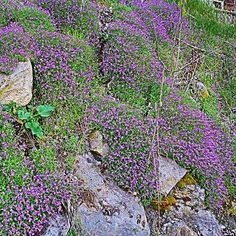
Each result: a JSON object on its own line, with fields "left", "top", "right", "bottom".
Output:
{"left": 0, "top": 0, "right": 235, "bottom": 235}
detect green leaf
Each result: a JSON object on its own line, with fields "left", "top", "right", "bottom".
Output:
{"left": 17, "top": 110, "right": 32, "bottom": 120}
{"left": 3, "top": 101, "right": 16, "bottom": 112}
{"left": 25, "top": 120, "right": 43, "bottom": 138}
{"left": 36, "top": 105, "right": 55, "bottom": 117}
{"left": 30, "top": 120, "right": 43, "bottom": 139}
{"left": 25, "top": 122, "right": 31, "bottom": 129}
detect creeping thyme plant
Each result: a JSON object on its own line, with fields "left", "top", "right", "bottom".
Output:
{"left": 0, "top": 0, "right": 235, "bottom": 234}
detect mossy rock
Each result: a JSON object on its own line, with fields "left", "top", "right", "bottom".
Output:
{"left": 151, "top": 195, "right": 177, "bottom": 212}
{"left": 177, "top": 173, "right": 197, "bottom": 189}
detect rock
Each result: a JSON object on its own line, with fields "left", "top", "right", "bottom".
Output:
{"left": 43, "top": 215, "right": 70, "bottom": 236}
{"left": 195, "top": 81, "right": 209, "bottom": 98}
{"left": 74, "top": 153, "right": 150, "bottom": 236}
{"left": 147, "top": 184, "right": 224, "bottom": 236}
{"left": 0, "top": 59, "right": 33, "bottom": 106}
{"left": 166, "top": 185, "right": 223, "bottom": 236}
{"left": 89, "top": 131, "right": 109, "bottom": 158}
{"left": 162, "top": 220, "right": 198, "bottom": 236}
{"left": 159, "top": 156, "right": 187, "bottom": 195}
{"left": 191, "top": 210, "right": 223, "bottom": 236}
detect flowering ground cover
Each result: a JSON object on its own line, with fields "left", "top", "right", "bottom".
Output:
{"left": 0, "top": 0, "right": 235, "bottom": 234}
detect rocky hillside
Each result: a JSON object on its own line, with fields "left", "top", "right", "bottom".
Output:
{"left": 0, "top": 0, "right": 235, "bottom": 235}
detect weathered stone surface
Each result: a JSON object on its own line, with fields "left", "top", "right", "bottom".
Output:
{"left": 89, "top": 131, "right": 109, "bottom": 158}
{"left": 75, "top": 153, "right": 150, "bottom": 236}
{"left": 159, "top": 156, "right": 187, "bottom": 196}
{"left": 162, "top": 220, "right": 198, "bottom": 236}
{"left": 43, "top": 215, "right": 70, "bottom": 236}
{"left": 191, "top": 210, "right": 223, "bottom": 236}
{"left": 147, "top": 184, "right": 224, "bottom": 236}
{"left": 165, "top": 185, "right": 223, "bottom": 236}
{"left": 0, "top": 60, "right": 33, "bottom": 106}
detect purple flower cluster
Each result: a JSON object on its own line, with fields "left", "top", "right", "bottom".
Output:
{"left": 0, "top": 23, "right": 35, "bottom": 73}
{"left": 35, "top": 0, "right": 99, "bottom": 37}
{"left": 0, "top": 173, "right": 77, "bottom": 236}
{"left": 33, "top": 30, "right": 96, "bottom": 99}
{"left": 160, "top": 93, "right": 235, "bottom": 206}
{"left": 121, "top": 0, "right": 186, "bottom": 41}
{"left": 86, "top": 93, "right": 235, "bottom": 207}
{"left": 0, "top": 9, "right": 97, "bottom": 100}
{"left": 0, "top": 106, "right": 80, "bottom": 235}
{"left": 85, "top": 96, "right": 159, "bottom": 203}
{"left": 100, "top": 0, "right": 189, "bottom": 104}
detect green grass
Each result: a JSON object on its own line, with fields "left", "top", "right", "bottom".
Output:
{"left": 169, "top": 0, "right": 236, "bottom": 38}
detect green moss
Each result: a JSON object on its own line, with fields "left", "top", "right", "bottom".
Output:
{"left": 151, "top": 195, "right": 177, "bottom": 211}
{"left": 11, "top": 7, "right": 54, "bottom": 32}
{"left": 177, "top": 173, "right": 197, "bottom": 188}
{"left": 228, "top": 207, "right": 236, "bottom": 216}
{"left": 0, "top": 82, "right": 13, "bottom": 99}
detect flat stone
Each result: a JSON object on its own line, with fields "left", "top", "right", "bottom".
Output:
{"left": 0, "top": 59, "right": 33, "bottom": 106}
{"left": 75, "top": 153, "right": 150, "bottom": 236}
{"left": 159, "top": 156, "right": 187, "bottom": 195}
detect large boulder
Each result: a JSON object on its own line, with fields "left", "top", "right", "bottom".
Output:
{"left": 74, "top": 153, "right": 150, "bottom": 236}
{"left": 0, "top": 60, "right": 33, "bottom": 106}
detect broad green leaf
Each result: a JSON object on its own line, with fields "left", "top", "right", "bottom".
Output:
{"left": 17, "top": 110, "right": 32, "bottom": 120}
{"left": 3, "top": 101, "right": 16, "bottom": 112}
{"left": 36, "top": 105, "right": 55, "bottom": 117}
{"left": 30, "top": 120, "right": 43, "bottom": 139}
{"left": 25, "top": 121, "right": 31, "bottom": 129}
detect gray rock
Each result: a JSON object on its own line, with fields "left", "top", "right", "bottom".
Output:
{"left": 0, "top": 59, "right": 33, "bottom": 106}
{"left": 75, "top": 153, "right": 150, "bottom": 236}
{"left": 168, "top": 185, "right": 223, "bottom": 236}
{"left": 89, "top": 131, "right": 109, "bottom": 158}
{"left": 159, "top": 156, "right": 187, "bottom": 196}
{"left": 147, "top": 184, "right": 224, "bottom": 236}
{"left": 162, "top": 220, "right": 198, "bottom": 236}
{"left": 43, "top": 215, "right": 70, "bottom": 236}
{"left": 191, "top": 210, "right": 223, "bottom": 236}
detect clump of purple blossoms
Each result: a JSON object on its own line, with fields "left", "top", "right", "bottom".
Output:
{"left": 0, "top": 23, "right": 35, "bottom": 73}
{"left": 159, "top": 93, "right": 236, "bottom": 206}
{"left": 0, "top": 106, "right": 80, "bottom": 236}
{"left": 85, "top": 96, "right": 160, "bottom": 203}
{"left": 35, "top": 0, "right": 99, "bottom": 37}
{"left": 85, "top": 93, "right": 235, "bottom": 207}
{"left": 0, "top": 174, "right": 78, "bottom": 236}
{"left": 100, "top": 0, "right": 189, "bottom": 105}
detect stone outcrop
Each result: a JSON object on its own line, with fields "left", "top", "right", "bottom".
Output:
{"left": 43, "top": 215, "right": 70, "bottom": 236}
{"left": 147, "top": 184, "right": 226, "bottom": 236}
{"left": 0, "top": 60, "right": 33, "bottom": 106}
{"left": 74, "top": 153, "right": 150, "bottom": 236}
{"left": 44, "top": 153, "right": 150, "bottom": 236}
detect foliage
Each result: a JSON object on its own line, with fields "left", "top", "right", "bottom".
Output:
{"left": 0, "top": 105, "right": 79, "bottom": 235}
{"left": 85, "top": 97, "right": 158, "bottom": 204}
{"left": 169, "top": 0, "right": 236, "bottom": 38}
{"left": 0, "top": 0, "right": 235, "bottom": 234}
{"left": 4, "top": 102, "right": 55, "bottom": 139}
